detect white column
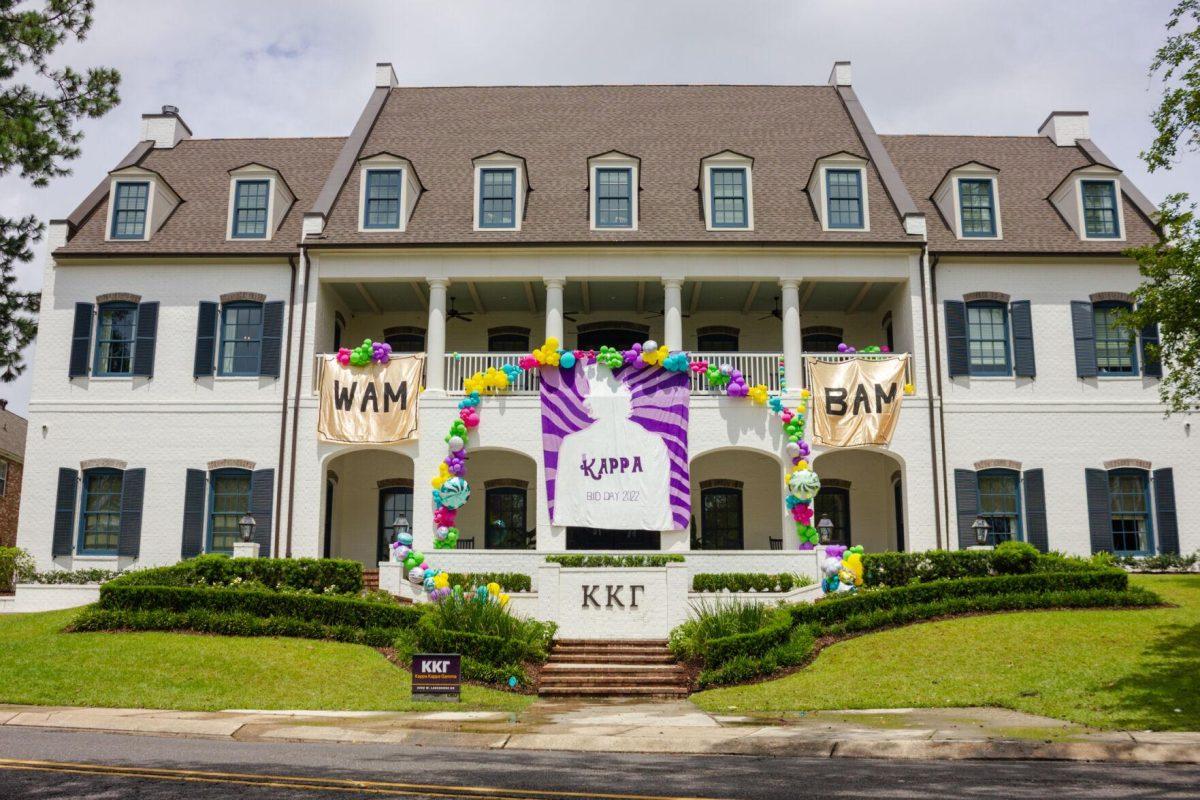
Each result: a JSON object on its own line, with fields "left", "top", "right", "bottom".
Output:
{"left": 780, "top": 279, "right": 802, "bottom": 395}
{"left": 426, "top": 278, "right": 448, "bottom": 393}
{"left": 544, "top": 278, "right": 565, "bottom": 343}
{"left": 663, "top": 278, "right": 683, "bottom": 351}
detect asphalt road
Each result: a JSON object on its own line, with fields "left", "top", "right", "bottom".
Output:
{"left": 0, "top": 727, "right": 1198, "bottom": 799}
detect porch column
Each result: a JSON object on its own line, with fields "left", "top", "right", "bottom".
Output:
{"left": 544, "top": 278, "right": 565, "bottom": 343}
{"left": 662, "top": 278, "right": 683, "bottom": 351}
{"left": 780, "top": 279, "right": 802, "bottom": 395}
{"left": 426, "top": 278, "right": 448, "bottom": 393}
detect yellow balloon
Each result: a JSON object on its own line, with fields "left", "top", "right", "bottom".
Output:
{"left": 499, "top": 593, "right": 510, "bottom": 607}
{"left": 487, "top": 582, "right": 500, "bottom": 596}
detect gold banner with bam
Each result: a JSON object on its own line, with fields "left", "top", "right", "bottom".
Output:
{"left": 317, "top": 354, "right": 425, "bottom": 444}
{"left": 807, "top": 355, "right": 909, "bottom": 448}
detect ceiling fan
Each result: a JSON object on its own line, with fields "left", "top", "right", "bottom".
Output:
{"left": 562, "top": 310, "right": 582, "bottom": 323}
{"left": 643, "top": 308, "right": 692, "bottom": 319}
{"left": 758, "top": 296, "right": 782, "bottom": 321}
{"left": 446, "top": 296, "right": 474, "bottom": 323}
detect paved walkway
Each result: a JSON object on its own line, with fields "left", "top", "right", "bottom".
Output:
{"left": 2, "top": 701, "right": 1197, "bottom": 763}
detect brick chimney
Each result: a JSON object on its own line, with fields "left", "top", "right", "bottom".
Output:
{"left": 140, "top": 105, "right": 192, "bottom": 148}
{"left": 1038, "top": 111, "right": 1090, "bottom": 146}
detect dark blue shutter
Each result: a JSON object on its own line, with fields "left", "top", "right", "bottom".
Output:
{"left": 249, "top": 469, "right": 275, "bottom": 555}
{"left": 259, "top": 301, "right": 284, "bottom": 378}
{"left": 944, "top": 301, "right": 969, "bottom": 377}
{"left": 69, "top": 303, "right": 93, "bottom": 378}
{"left": 1140, "top": 322, "right": 1162, "bottom": 378}
{"left": 1153, "top": 468, "right": 1178, "bottom": 555}
{"left": 132, "top": 302, "right": 158, "bottom": 377}
{"left": 118, "top": 468, "right": 145, "bottom": 558}
{"left": 1085, "top": 468, "right": 1112, "bottom": 554}
{"left": 1071, "top": 301, "right": 1097, "bottom": 378}
{"left": 193, "top": 301, "right": 218, "bottom": 377}
{"left": 1022, "top": 468, "right": 1048, "bottom": 552}
{"left": 181, "top": 469, "right": 207, "bottom": 558}
{"left": 1010, "top": 300, "right": 1036, "bottom": 378}
{"left": 52, "top": 468, "right": 78, "bottom": 557}
{"left": 953, "top": 469, "right": 979, "bottom": 549}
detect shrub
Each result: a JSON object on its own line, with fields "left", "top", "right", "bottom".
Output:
{"left": 98, "top": 583, "right": 423, "bottom": 630}
{"left": 669, "top": 599, "right": 781, "bottom": 662}
{"left": 108, "top": 555, "right": 363, "bottom": 595}
{"left": 461, "top": 656, "right": 528, "bottom": 687}
{"left": 991, "top": 541, "right": 1040, "bottom": 574}
{"left": 1117, "top": 552, "right": 1199, "bottom": 572}
{"left": 443, "top": 572, "right": 533, "bottom": 593}
{"left": 703, "top": 608, "right": 793, "bottom": 668}
{"left": 0, "top": 547, "right": 35, "bottom": 592}
{"left": 545, "top": 554, "right": 685, "bottom": 568}
{"left": 25, "top": 569, "right": 122, "bottom": 585}
{"left": 416, "top": 595, "right": 555, "bottom": 666}
{"left": 691, "top": 573, "right": 813, "bottom": 593}
{"left": 860, "top": 546, "right": 1111, "bottom": 588}
{"left": 697, "top": 654, "right": 761, "bottom": 689}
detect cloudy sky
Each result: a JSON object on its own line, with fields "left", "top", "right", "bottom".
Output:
{"left": 1, "top": 0, "right": 1195, "bottom": 414}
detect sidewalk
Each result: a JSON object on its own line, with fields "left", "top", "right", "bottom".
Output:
{"left": 3, "top": 700, "right": 1198, "bottom": 764}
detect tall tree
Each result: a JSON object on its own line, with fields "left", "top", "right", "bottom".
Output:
{"left": 1127, "top": 0, "right": 1200, "bottom": 413}
{"left": 0, "top": 0, "right": 119, "bottom": 381}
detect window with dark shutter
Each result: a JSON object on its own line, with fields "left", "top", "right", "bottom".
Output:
{"left": 1153, "top": 468, "right": 1178, "bottom": 555}
{"left": 1071, "top": 301, "right": 1098, "bottom": 378}
{"left": 193, "top": 302, "right": 218, "bottom": 377}
{"left": 180, "top": 469, "right": 207, "bottom": 558}
{"left": 52, "top": 468, "right": 79, "bottom": 557}
{"left": 953, "top": 469, "right": 979, "bottom": 549}
{"left": 1141, "top": 322, "right": 1162, "bottom": 378}
{"left": 944, "top": 301, "right": 969, "bottom": 377}
{"left": 118, "top": 468, "right": 145, "bottom": 558}
{"left": 1084, "top": 468, "right": 1112, "bottom": 554}
{"left": 133, "top": 302, "right": 159, "bottom": 377}
{"left": 1022, "top": 468, "right": 1048, "bottom": 552}
{"left": 1010, "top": 300, "right": 1036, "bottom": 377}
{"left": 250, "top": 469, "right": 275, "bottom": 555}
{"left": 259, "top": 301, "right": 284, "bottom": 378}
{"left": 69, "top": 303, "right": 94, "bottom": 378}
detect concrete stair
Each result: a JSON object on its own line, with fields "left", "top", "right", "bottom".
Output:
{"left": 538, "top": 640, "right": 690, "bottom": 698}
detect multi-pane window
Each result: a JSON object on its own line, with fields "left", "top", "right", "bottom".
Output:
{"left": 696, "top": 331, "right": 739, "bottom": 352}
{"left": 1081, "top": 180, "right": 1120, "bottom": 239}
{"left": 803, "top": 332, "right": 841, "bottom": 353}
{"left": 110, "top": 182, "right": 149, "bottom": 239}
{"left": 93, "top": 302, "right": 138, "bottom": 376}
{"left": 699, "top": 487, "right": 744, "bottom": 550}
{"left": 1093, "top": 301, "right": 1137, "bottom": 376}
{"left": 814, "top": 487, "right": 851, "bottom": 545}
{"left": 958, "top": 179, "right": 997, "bottom": 237}
{"left": 595, "top": 167, "right": 632, "bottom": 228}
{"left": 826, "top": 169, "right": 864, "bottom": 229}
{"left": 0, "top": 460, "right": 6, "bottom": 496}
{"left": 232, "top": 180, "right": 270, "bottom": 238}
{"left": 479, "top": 168, "right": 516, "bottom": 228}
{"left": 1109, "top": 470, "right": 1153, "bottom": 555}
{"left": 966, "top": 301, "right": 1011, "bottom": 375}
{"left": 208, "top": 469, "right": 251, "bottom": 554}
{"left": 486, "top": 487, "right": 529, "bottom": 549}
{"left": 385, "top": 330, "right": 425, "bottom": 353}
{"left": 378, "top": 487, "right": 413, "bottom": 563}
{"left": 710, "top": 168, "right": 748, "bottom": 228}
{"left": 363, "top": 169, "right": 402, "bottom": 229}
{"left": 78, "top": 469, "right": 123, "bottom": 554}
{"left": 977, "top": 469, "right": 1022, "bottom": 544}
{"left": 218, "top": 302, "right": 264, "bottom": 376}
{"left": 488, "top": 331, "right": 530, "bottom": 352}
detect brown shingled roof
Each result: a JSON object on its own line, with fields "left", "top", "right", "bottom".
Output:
{"left": 880, "top": 134, "right": 1158, "bottom": 254}
{"left": 316, "top": 85, "right": 916, "bottom": 246}
{"left": 59, "top": 137, "right": 345, "bottom": 256}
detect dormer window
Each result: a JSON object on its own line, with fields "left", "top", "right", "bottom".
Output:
{"left": 588, "top": 151, "right": 639, "bottom": 231}
{"left": 700, "top": 151, "right": 754, "bottom": 231}
{"left": 806, "top": 153, "right": 869, "bottom": 232}
{"left": 958, "top": 178, "right": 997, "bottom": 238}
{"left": 232, "top": 180, "right": 270, "bottom": 238}
{"left": 826, "top": 169, "right": 864, "bottom": 229}
{"left": 1081, "top": 180, "right": 1120, "bottom": 239}
{"left": 480, "top": 168, "right": 516, "bottom": 228}
{"left": 356, "top": 153, "right": 421, "bottom": 233}
{"left": 110, "top": 181, "right": 149, "bottom": 240}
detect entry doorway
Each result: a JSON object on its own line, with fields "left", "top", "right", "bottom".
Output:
{"left": 377, "top": 487, "right": 413, "bottom": 564}
{"left": 893, "top": 478, "right": 905, "bottom": 551}
{"left": 566, "top": 527, "right": 661, "bottom": 550}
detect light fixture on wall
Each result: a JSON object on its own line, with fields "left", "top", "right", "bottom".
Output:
{"left": 390, "top": 514, "right": 411, "bottom": 543}
{"left": 238, "top": 514, "right": 257, "bottom": 543}
{"left": 972, "top": 515, "right": 991, "bottom": 546}
{"left": 817, "top": 516, "right": 835, "bottom": 545}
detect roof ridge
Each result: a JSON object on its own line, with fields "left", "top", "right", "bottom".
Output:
{"left": 881, "top": 133, "right": 1050, "bottom": 141}
{"left": 385, "top": 83, "right": 835, "bottom": 89}
{"left": 176, "top": 135, "right": 348, "bottom": 143}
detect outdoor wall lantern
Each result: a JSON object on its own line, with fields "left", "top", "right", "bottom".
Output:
{"left": 972, "top": 515, "right": 991, "bottom": 545}
{"left": 391, "top": 514, "right": 411, "bottom": 543}
{"left": 238, "top": 514, "right": 257, "bottom": 543}
{"left": 817, "top": 516, "right": 835, "bottom": 544}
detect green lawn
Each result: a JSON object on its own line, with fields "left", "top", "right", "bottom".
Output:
{"left": 0, "top": 608, "right": 531, "bottom": 713}
{"left": 693, "top": 574, "right": 1200, "bottom": 731}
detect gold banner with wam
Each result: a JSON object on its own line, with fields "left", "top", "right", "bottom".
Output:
{"left": 807, "top": 355, "right": 909, "bottom": 448}
{"left": 317, "top": 355, "right": 424, "bottom": 444}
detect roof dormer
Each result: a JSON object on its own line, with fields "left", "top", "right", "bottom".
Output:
{"left": 933, "top": 161, "right": 1002, "bottom": 240}
{"left": 357, "top": 152, "right": 422, "bottom": 232}
{"left": 699, "top": 150, "right": 754, "bottom": 231}
{"left": 104, "top": 166, "right": 180, "bottom": 242}
{"left": 1049, "top": 165, "right": 1126, "bottom": 242}
{"left": 472, "top": 151, "right": 529, "bottom": 231}
{"left": 806, "top": 151, "right": 870, "bottom": 232}
{"left": 587, "top": 150, "right": 640, "bottom": 231}
{"left": 226, "top": 163, "right": 294, "bottom": 241}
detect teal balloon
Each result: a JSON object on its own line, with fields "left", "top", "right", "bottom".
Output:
{"left": 560, "top": 351, "right": 577, "bottom": 369}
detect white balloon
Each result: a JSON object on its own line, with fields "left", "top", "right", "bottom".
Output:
{"left": 447, "top": 435, "right": 464, "bottom": 452}
{"left": 643, "top": 340, "right": 658, "bottom": 353}
{"left": 785, "top": 442, "right": 801, "bottom": 457}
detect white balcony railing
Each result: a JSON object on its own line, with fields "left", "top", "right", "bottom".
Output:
{"left": 445, "top": 353, "right": 540, "bottom": 394}
{"left": 687, "top": 352, "right": 783, "bottom": 393}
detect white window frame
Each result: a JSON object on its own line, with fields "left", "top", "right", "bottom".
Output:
{"left": 1076, "top": 176, "right": 1126, "bottom": 242}
{"left": 588, "top": 153, "right": 639, "bottom": 232}
{"left": 104, "top": 169, "right": 165, "bottom": 242}
{"left": 701, "top": 152, "right": 754, "bottom": 232}
{"left": 226, "top": 167, "right": 281, "bottom": 242}
{"left": 818, "top": 161, "right": 870, "bottom": 232}
{"left": 473, "top": 153, "right": 526, "bottom": 232}
{"left": 357, "top": 154, "right": 417, "bottom": 233}
{"left": 952, "top": 173, "right": 1002, "bottom": 240}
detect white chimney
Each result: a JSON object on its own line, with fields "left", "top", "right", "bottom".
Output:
{"left": 828, "top": 61, "right": 852, "bottom": 87}
{"left": 140, "top": 105, "right": 191, "bottom": 148}
{"left": 1038, "top": 111, "right": 1090, "bottom": 146}
{"left": 375, "top": 62, "right": 398, "bottom": 89}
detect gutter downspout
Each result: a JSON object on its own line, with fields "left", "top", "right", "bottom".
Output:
{"left": 917, "top": 244, "right": 944, "bottom": 549}
{"left": 273, "top": 255, "right": 298, "bottom": 558}
{"left": 929, "top": 253, "right": 952, "bottom": 549}
{"left": 285, "top": 246, "right": 312, "bottom": 558}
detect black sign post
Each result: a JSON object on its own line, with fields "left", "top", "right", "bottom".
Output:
{"left": 411, "top": 653, "right": 461, "bottom": 702}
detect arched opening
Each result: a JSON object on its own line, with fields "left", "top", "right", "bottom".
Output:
{"left": 689, "top": 448, "right": 782, "bottom": 550}
{"left": 452, "top": 448, "right": 538, "bottom": 551}
{"left": 323, "top": 449, "right": 414, "bottom": 566}
{"left": 811, "top": 448, "right": 906, "bottom": 552}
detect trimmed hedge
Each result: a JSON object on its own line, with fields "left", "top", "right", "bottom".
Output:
{"left": 861, "top": 546, "right": 1106, "bottom": 588}
{"left": 698, "top": 625, "right": 816, "bottom": 689}
{"left": 790, "top": 570, "right": 1130, "bottom": 628}
{"left": 443, "top": 572, "right": 533, "bottom": 593}
{"left": 70, "top": 606, "right": 402, "bottom": 648}
{"left": 98, "top": 584, "right": 423, "bottom": 630}
{"left": 545, "top": 554, "right": 685, "bottom": 568}
{"left": 462, "top": 656, "right": 528, "bottom": 687}
{"left": 702, "top": 607, "right": 792, "bottom": 668}
{"left": 415, "top": 613, "right": 544, "bottom": 664}
{"left": 691, "top": 573, "right": 811, "bottom": 593}
{"left": 109, "top": 554, "right": 363, "bottom": 595}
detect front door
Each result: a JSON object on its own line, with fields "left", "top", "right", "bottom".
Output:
{"left": 893, "top": 479, "right": 905, "bottom": 551}
{"left": 566, "top": 527, "right": 661, "bottom": 550}
{"left": 377, "top": 487, "right": 413, "bottom": 564}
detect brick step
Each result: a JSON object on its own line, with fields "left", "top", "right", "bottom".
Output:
{"left": 363, "top": 570, "right": 380, "bottom": 591}
{"left": 548, "top": 653, "right": 676, "bottom": 664}
{"left": 551, "top": 646, "right": 671, "bottom": 657}
{"left": 542, "top": 663, "right": 685, "bottom": 673}
{"left": 540, "top": 674, "right": 687, "bottom": 687}
{"left": 540, "top": 686, "right": 690, "bottom": 698}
